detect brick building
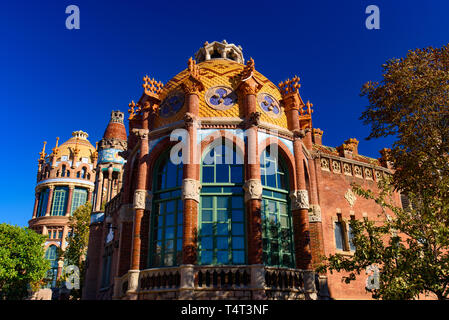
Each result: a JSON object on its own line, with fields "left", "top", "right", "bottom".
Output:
{"left": 80, "top": 40, "right": 401, "bottom": 300}
{"left": 29, "top": 130, "right": 97, "bottom": 287}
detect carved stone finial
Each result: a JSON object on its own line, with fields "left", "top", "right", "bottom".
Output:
{"left": 39, "top": 141, "right": 47, "bottom": 160}
{"left": 279, "top": 75, "right": 301, "bottom": 96}
{"left": 143, "top": 75, "right": 164, "bottom": 99}
{"left": 181, "top": 57, "right": 205, "bottom": 95}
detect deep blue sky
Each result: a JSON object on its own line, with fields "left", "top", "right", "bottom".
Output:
{"left": 1, "top": 0, "right": 448, "bottom": 227}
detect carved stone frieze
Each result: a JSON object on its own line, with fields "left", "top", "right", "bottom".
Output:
{"left": 345, "top": 189, "right": 357, "bottom": 207}
{"left": 131, "top": 128, "right": 149, "bottom": 140}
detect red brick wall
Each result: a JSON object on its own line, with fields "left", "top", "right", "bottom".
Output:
{"left": 316, "top": 163, "right": 401, "bottom": 299}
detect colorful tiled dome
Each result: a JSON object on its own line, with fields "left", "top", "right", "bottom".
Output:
{"left": 152, "top": 41, "right": 288, "bottom": 129}
{"left": 56, "top": 130, "right": 96, "bottom": 163}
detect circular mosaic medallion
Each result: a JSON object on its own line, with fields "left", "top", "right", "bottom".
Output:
{"left": 257, "top": 93, "right": 282, "bottom": 118}
{"left": 160, "top": 91, "right": 185, "bottom": 118}
{"left": 205, "top": 86, "right": 237, "bottom": 110}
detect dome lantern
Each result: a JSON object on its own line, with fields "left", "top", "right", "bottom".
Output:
{"left": 195, "top": 40, "right": 244, "bottom": 64}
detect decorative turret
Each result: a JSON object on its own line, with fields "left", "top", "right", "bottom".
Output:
{"left": 195, "top": 40, "right": 244, "bottom": 64}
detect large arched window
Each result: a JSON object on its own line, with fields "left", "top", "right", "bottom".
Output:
{"left": 71, "top": 188, "right": 87, "bottom": 215}
{"left": 199, "top": 140, "right": 245, "bottom": 265}
{"left": 37, "top": 188, "right": 49, "bottom": 217}
{"left": 51, "top": 187, "right": 68, "bottom": 216}
{"left": 260, "top": 146, "right": 295, "bottom": 268}
{"left": 44, "top": 245, "right": 58, "bottom": 288}
{"left": 150, "top": 149, "right": 183, "bottom": 267}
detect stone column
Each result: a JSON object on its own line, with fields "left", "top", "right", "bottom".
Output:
{"left": 291, "top": 138, "right": 313, "bottom": 270}
{"left": 107, "top": 166, "right": 114, "bottom": 202}
{"left": 32, "top": 192, "right": 39, "bottom": 219}
{"left": 307, "top": 155, "right": 325, "bottom": 267}
{"left": 280, "top": 82, "right": 313, "bottom": 270}
{"left": 238, "top": 75, "right": 263, "bottom": 265}
{"left": 129, "top": 126, "right": 149, "bottom": 299}
{"left": 65, "top": 185, "right": 74, "bottom": 216}
{"left": 181, "top": 94, "right": 201, "bottom": 265}
{"left": 45, "top": 186, "right": 55, "bottom": 216}
{"left": 87, "top": 188, "right": 93, "bottom": 203}
{"left": 95, "top": 170, "right": 104, "bottom": 212}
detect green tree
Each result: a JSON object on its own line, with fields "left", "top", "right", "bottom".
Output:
{"left": 60, "top": 202, "right": 91, "bottom": 299}
{"left": 317, "top": 45, "right": 449, "bottom": 300}
{"left": 0, "top": 223, "right": 50, "bottom": 300}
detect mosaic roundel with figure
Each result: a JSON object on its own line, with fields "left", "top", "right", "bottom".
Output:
{"left": 205, "top": 86, "right": 238, "bottom": 111}
{"left": 160, "top": 91, "right": 185, "bottom": 118}
{"left": 257, "top": 93, "right": 282, "bottom": 118}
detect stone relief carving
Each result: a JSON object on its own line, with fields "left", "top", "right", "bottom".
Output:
{"left": 345, "top": 189, "right": 357, "bottom": 207}
{"left": 309, "top": 205, "right": 322, "bottom": 222}
{"left": 320, "top": 158, "right": 330, "bottom": 171}
{"left": 343, "top": 163, "right": 352, "bottom": 176}
{"left": 99, "top": 138, "right": 128, "bottom": 150}
{"left": 365, "top": 168, "right": 373, "bottom": 179}
{"left": 132, "top": 128, "right": 149, "bottom": 140}
{"left": 243, "top": 179, "right": 263, "bottom": 202}
{"left": 332, "top": 160, "right": 341, "bottom": 173}
{"left": 182, "top": 179, "right": 202, "bottom": 203}
{"left": 354, "top": 165, "right": 363, "bottom": 177}
{"left": 133, "top": 189, "right": 152, "bottom": 210}
{"left": 290, "top": 190, "right": 309, "bottom": 210}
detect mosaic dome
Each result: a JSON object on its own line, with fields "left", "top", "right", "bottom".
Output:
{"left": 152, "top": 41, "right": 288, "bottom": 130}
{"left": 55, "top": 130, "right": 96, "bottom": 164}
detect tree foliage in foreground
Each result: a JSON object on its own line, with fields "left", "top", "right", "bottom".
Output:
{"left": 317, "top": 44, "right": 449, "bottom": 300}
{"left": 0, "top": 223, "right": 50, "bottom": 300}
{"left": 59, "top": 202, "right": 91, "bottom": 299}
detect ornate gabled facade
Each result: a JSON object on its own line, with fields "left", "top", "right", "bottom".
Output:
{"left": 29, "top": 130, "right": 97, "bottom": 287}
{"left": 82, "top": 40, "right": 402, "bottom": 300}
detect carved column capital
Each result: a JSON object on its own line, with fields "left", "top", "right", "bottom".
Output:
{"left": 308, "top": 204, "right": 322, "bottom": 222}
{"left": 243, "top": 179, "right": 263, "bottom": 202}
{"left": 183, "top": 112, "right": 199, "bottom": 128}
{"left": 290, "top": 190, "right": 309, "bottom": 210}
{"left": 133, "top": 189, "right": 152, "bottom": 210}
{"left": 131, "top": 128, "right": 149, "bottom": 140}
{"left": 181, "top": 179, "right": 202, "bottom": 203}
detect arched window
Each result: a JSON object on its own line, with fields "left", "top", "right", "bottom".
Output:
{"left": 260, "top": 146, "right": 295, "bottom": 268}
{"left": 199, "top": 140, "right": 245, "bottom": 265}
{"left": 51, "top": 187, "right": 68, "bottom": 216}
{"left": 44, "top": 245, "right": 58, "bottom": 288}
{"left": 81, "top": 167, "right": 87, "bottom": 179}
{"left": 37, "top": 188, "right": 49, "bottom": 217}
{"left": 61, "top": 165, "right": 66, "bottom": 177}
{"left": 150, "top": 149, "right": 183, "bottom": 267}
{"left": 71, "top": 188, "right": 87, "bottom": 215}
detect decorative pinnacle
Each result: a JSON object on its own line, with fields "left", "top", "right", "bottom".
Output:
{"left": 52, "top": 137, "right": 60, "bottom": 155}
{"left": 279, "top": 75, "right": 301, "bottom": 96}
{"left": 143, "top": 75, "right": 164, "bottom": 97}
{"left": 39, "top": 141, "right": 47, "bottom": 160}
{"left": 187, "top": 57, "right": 201, "bottom": 80}
{"left": 301, "top": 100, "right": 314, "bottom": 116}
{"left": 128, "top": 100, "right": 140, "bottom": 116}
{"left": 240, "top": 57, "right": 255, "bottom": 80}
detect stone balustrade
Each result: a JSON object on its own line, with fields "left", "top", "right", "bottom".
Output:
{"left": 114, "top": 265, "right": 316, "bottom": 300}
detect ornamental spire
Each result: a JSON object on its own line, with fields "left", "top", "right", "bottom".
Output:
{"left": 39, "top": 141, "right": 47, "bottom": 160}
{"left": 142, "top": 75, "right": 164, "bottom": 99}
